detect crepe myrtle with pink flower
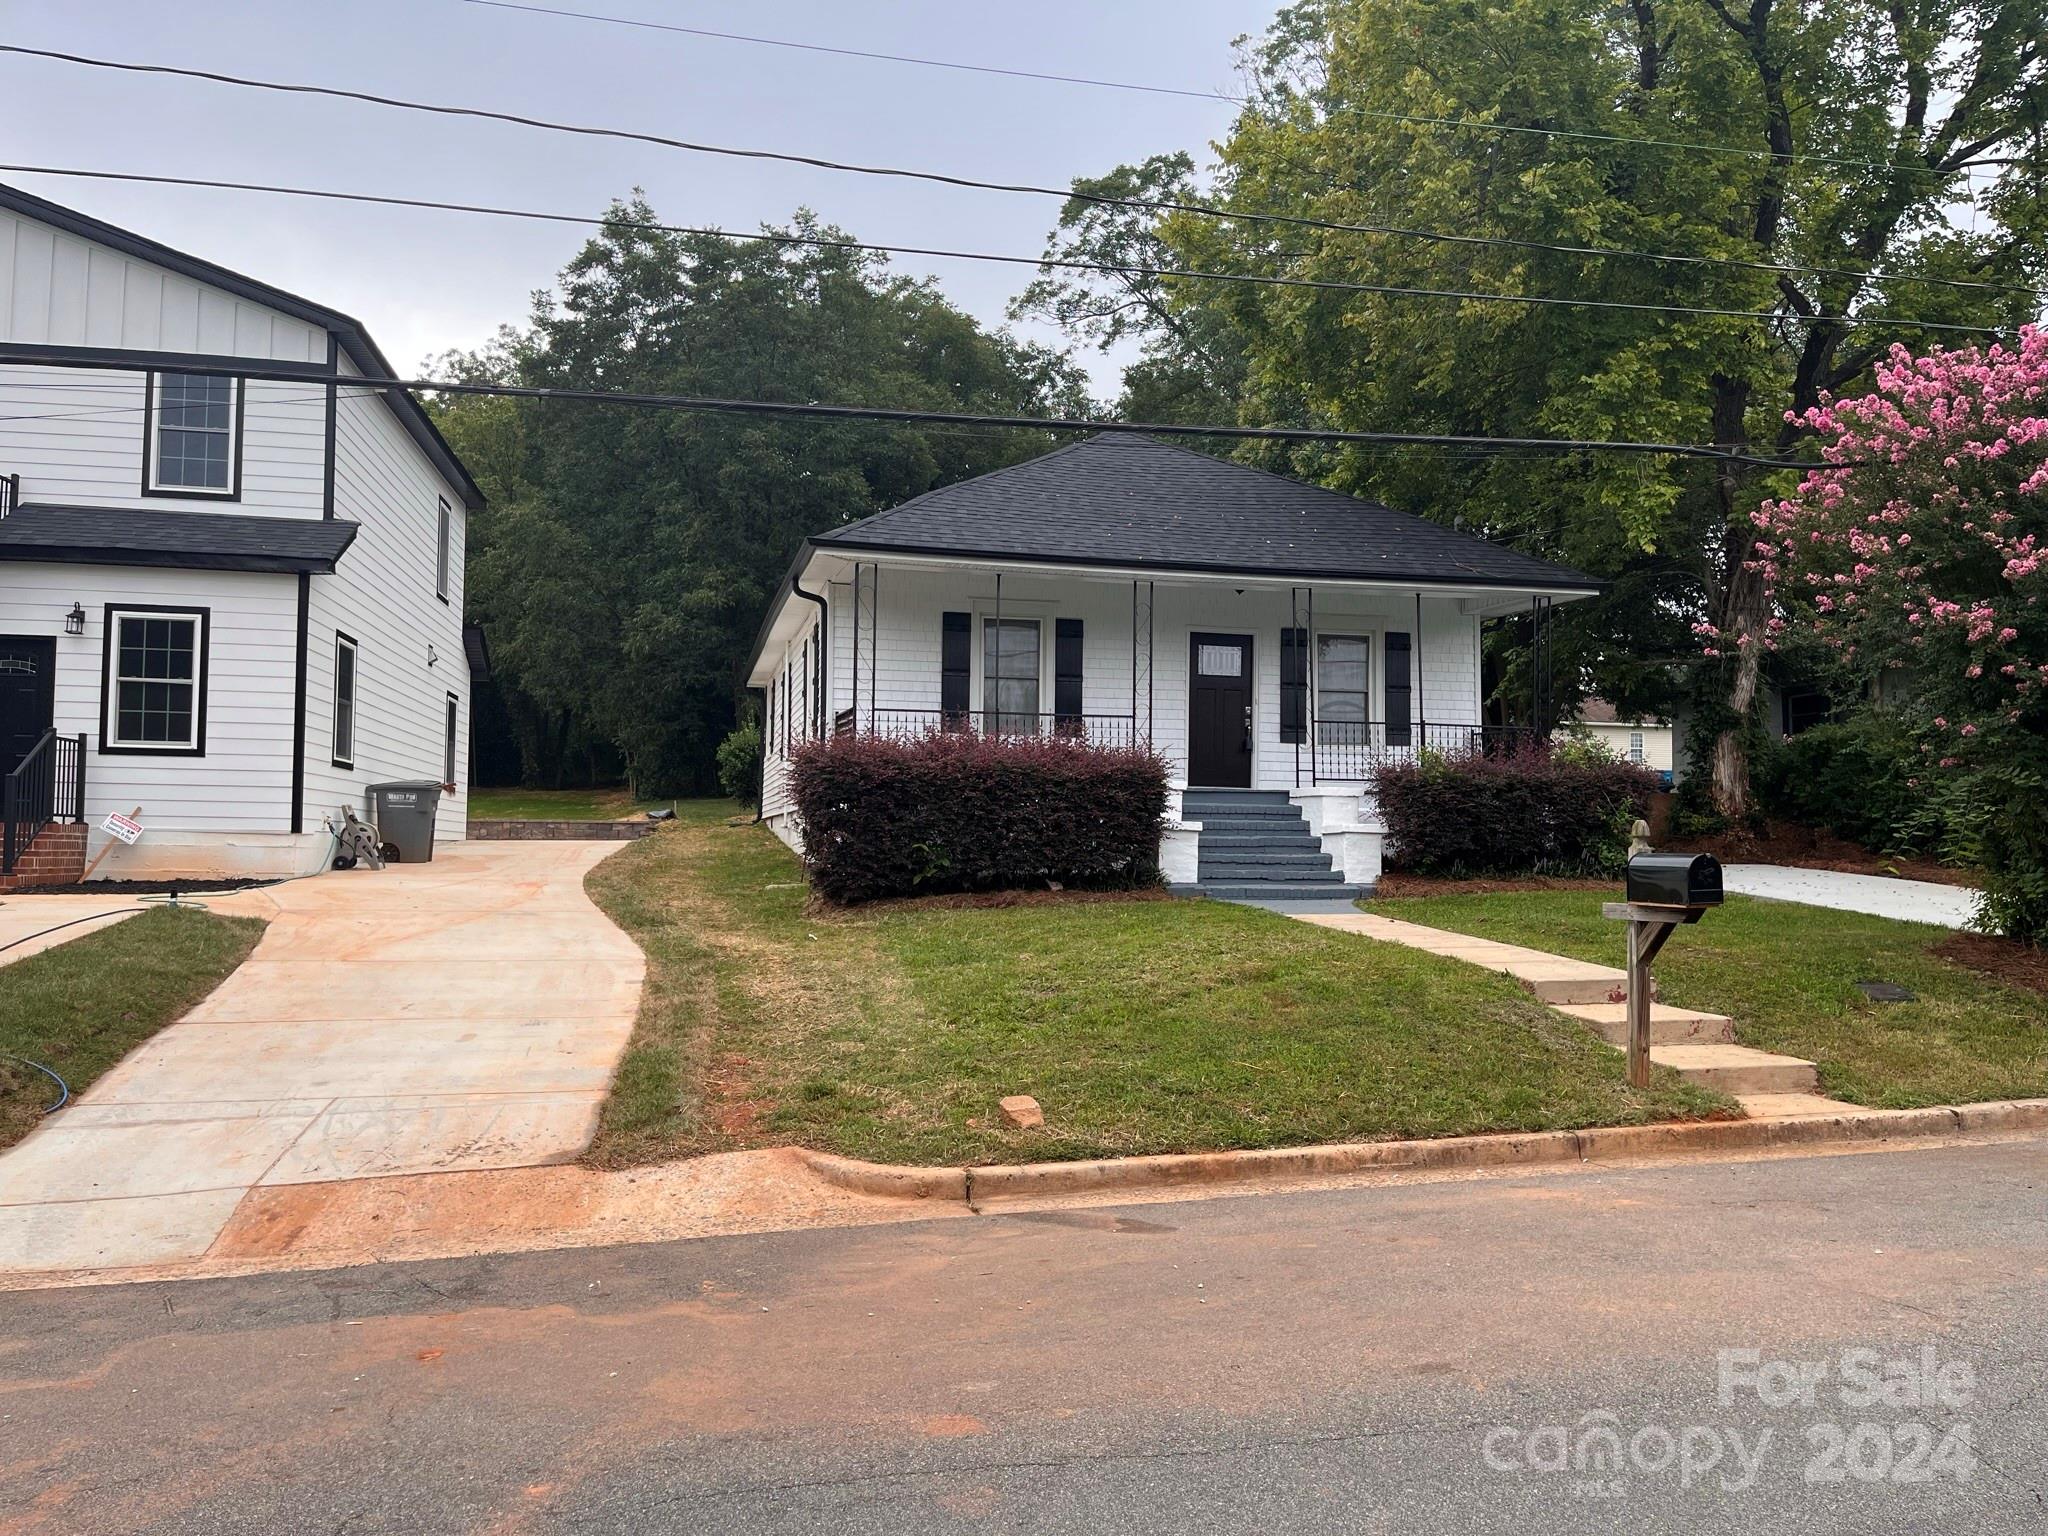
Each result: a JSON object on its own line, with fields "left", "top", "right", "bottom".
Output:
{"left": 1701, "top": 327, "right": 2048, "bottom": 941}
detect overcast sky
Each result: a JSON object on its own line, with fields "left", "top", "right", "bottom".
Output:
{"left": 0, "top": 0, "right": 1282, "bottom": 395}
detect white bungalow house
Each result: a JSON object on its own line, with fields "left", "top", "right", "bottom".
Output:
{"left": 746, "top": 433, "right": 1600, "bottom": 899}
{"left": 0, "top": 184, "right": 483, "bottom": 884}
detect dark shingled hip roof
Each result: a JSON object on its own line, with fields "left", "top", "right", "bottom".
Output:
{"left": 811, "top": 433, "right": 1599, "bottom": 590}
{"left": 0, "top": 503, "right": 359, "bottom": 573}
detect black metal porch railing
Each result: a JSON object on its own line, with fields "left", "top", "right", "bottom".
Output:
{"left": 842, "top": 707, "right": 1144, "bottom": 750}
{"left": 2, "top": 730, "right": 87, "bottom": 874}
{"left": 1305, "top": 720, "right": 1541, "bottom": 783}
{"left": 0, "top": 472, "right": 18, "bottom": 520}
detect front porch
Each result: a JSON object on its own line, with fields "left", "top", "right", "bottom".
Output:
{"left": 757, "top": 557, "right": 1553, "bottom": 896}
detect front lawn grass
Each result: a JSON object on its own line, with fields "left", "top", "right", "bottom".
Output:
{"left": 1371, "top": 891, "right": 2048, "bottom": 1109}
{"left": 468, "top": 786, "right": 670, "bottom": 821}
{"left": 0, "top": 907, "right": 265, "bottom": 1149}
{"left": 583, "top": 808, "right": 1727, "bottom": 1168}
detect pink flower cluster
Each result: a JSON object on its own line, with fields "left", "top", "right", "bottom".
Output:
{"left": 1741, "top": 327, "right": 2048, "bottom": 765}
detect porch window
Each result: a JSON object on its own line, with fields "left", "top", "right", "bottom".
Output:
{"left": 1315, "top": 634, "right": 1370, "bottom": 748}
{"left": 983, "top": 618, "right": 1041, "bottom": 732}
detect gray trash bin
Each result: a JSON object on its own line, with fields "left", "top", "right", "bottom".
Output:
{"left": 366, "top": 780, "right": 443, "bottom": 863}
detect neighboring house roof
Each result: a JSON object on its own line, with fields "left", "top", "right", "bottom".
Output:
{"left": 811, "top": 433, "right": 1600, "bottom": 591}
{"left": 0, "top": 503, "right": 359, "bottom": 573}
{"left": 463, "top": 622, "right": 492, "bottom": 682}
{"left": 1577, "top": 697, "right": 1669, "bottom": 727}
{"left": 0, "top": 182, "right": 485, "bottom": 511}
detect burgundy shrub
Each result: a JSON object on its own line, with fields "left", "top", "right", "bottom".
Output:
{"left": 789, "top": 732, "right": 1171, "bottom": 904}
{"left": 1372, "top": 741, "right": 1659, "bottom": 877}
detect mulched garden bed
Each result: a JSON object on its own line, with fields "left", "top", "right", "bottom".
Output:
{"left": 1677, "top": 816, "right": 1978, "bottom": 889}
{"left": 808, "top": 885, "right": 1177, "bottom": 916}
{"left": 2, "top": 877, "right": 272, "bottom": 897}
{"left": 1933, "top": 933, "right": 2048, "bottom": 997}
{"left": 1373, "top": 872, "right": 1616, "bottom": 899}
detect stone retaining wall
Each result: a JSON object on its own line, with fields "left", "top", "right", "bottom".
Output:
{"left": 467, "top": 819, "right": 659, "bottom": 841}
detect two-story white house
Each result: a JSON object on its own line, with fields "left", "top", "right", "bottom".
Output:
{"left": 0, "top": 183, "right": 483, "bottom": 883}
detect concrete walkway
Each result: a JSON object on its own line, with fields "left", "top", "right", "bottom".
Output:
{"left": 0, "top": 894, "right": 138, "bottom": 969}
{"left": 0, "top": 840, "right": 645, "bottom": 1275}
{"left": 1721, "top": 863, "right": 1982, "bottom": 928}
{"left": 1293, "top": 910, "right": 1842, "bottom": 1112}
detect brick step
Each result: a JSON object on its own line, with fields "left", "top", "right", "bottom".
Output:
{"left": 1554, "top": 1002, "right": 1735, "bottom": 1046}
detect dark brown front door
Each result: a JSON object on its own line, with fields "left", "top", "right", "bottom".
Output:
{"left": 1188, "top": 632, "right": 1253, "bottom": 787}
{"left": 0, "top": 636, "right": 56, "bottom": 779}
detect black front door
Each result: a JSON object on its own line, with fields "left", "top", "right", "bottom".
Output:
{"left": 0, "top": 636, "right": 56, "bottom": 779}
{"left": 1188, "top": 632, "right": 1254, "bottom": 787}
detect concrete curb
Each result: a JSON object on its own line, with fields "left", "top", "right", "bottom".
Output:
{"left": 801, "top": 1100, "right": 2048, "bottom": 1206}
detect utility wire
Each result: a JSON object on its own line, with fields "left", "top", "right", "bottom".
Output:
{"left": 0, "top": 45, "right": 2022, "bottom": 334}
{"left": 0, "top": 347, "right": 1821, "bottom": 466}
{"left": 455, "top": 0, "right": 1988, "bottom": 182}
{"left": 5, "top": 159, "right": 2033, "bottom": 308}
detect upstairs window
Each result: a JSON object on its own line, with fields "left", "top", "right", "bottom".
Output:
{"left": 145, "top": 373, "right": 240, "bottom": 496}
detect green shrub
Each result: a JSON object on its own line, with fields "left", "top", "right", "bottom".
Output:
{"left": 715, "top": 721, "right": 762, "bottom": 808}
{"left": 1372, "top": 742, "right": 1660, "bottom": 877}
{"left": 1755, "top": 713, "right": 1934, "bottom": 854}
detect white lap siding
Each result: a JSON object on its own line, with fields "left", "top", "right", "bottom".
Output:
{"left": 759, "top": 606, "right": 820, "bottom": 848}
{"left": 300, "top": 363, "right": 471, "bottom": 840}
{"left": 819, "top": 567, "right": 1483, "bottom": 790}
{"left": 0, "top": 561, "right": 298, "bottom": 831}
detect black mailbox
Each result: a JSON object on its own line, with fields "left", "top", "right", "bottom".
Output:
{"left": 1626, "top": 852, "right": 1723, "bottom": 908}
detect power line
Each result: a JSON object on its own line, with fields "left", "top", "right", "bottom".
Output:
{"left": 0, "top": 164, "right": 2017, "bottom": 334}
{"left": 454, "top": 0, "right": 1979, "bottom": 181}
{"left": 4, "top": 41, "right": 2015, "bottom": 331}
{"left": 0, "top": 346, "right": 1821, "bottom": 466}
{"left": 8, "top": 158, "right": 2030, "bottom": 310}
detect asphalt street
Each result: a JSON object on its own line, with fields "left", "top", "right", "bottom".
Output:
{"left": 3, "top": 1138, "right": 2044, "bottom": 1533}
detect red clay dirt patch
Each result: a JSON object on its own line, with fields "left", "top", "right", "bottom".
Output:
{"left": 1934, "top": 933, "right": 2048, "bottom": 997}
{"left": 808, "top": 885, "right": 1175, "bottom": 916}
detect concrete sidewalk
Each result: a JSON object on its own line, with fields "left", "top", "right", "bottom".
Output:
{"left": 0, "top": 839, "right": 645, "bottom": 1275}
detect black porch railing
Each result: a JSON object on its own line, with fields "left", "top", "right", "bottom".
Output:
{"left": 2, "top": 730, "right": 86, "bottom": 874}
{"left": 0, "top": 472, "right": 18, "bottom": 520}
{"left": 1304, "top": 720, "right": 1541, "bottom": 784}
{"left": 837, "top": 707, "right": 1144, "bottom": 750}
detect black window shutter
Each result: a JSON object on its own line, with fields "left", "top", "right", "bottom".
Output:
{"left": 1055, "top": 618, "right": 1084, "bottom": 725}
{"left": 1279, "top": 627, "right": 1307, "bottom": 743}
{"left": 941, "top": 611, "right": 970, "bottom": 722}
{"left": 1385, "top": 631, "right": 1413, "bottom": 748}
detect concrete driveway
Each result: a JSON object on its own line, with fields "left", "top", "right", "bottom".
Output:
{"left": 1721, "top": 863, "right": 1983, "bottom": 927}
{"left": 0, "top": 840, "right": 644, "bottom": 1275}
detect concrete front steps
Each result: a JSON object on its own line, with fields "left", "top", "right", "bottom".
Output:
{"left": 1179, "top": 790, "right": 1368, "bottom": 903}
{"left": 0, "top": 822, "right": 87, "bottom": 892}
{"left": 1295, "top": 910, "right": 1827, "bottom": 1102}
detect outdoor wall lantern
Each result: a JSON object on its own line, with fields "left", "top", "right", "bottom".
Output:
{"left": 1605, "top": 852, "right": 1724, "bottom": 1087}
{"left": 64, "top": 602, "right": 85, "bottom": 635}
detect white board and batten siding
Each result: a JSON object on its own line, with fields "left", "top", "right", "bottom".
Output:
{"left": 0, "top": 200, "right": 474, "bottom": 872}
{"left": 300, "top": 357, "right": 470, "bottom": 842}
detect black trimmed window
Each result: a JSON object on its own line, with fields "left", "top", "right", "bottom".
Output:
{"left": 445, "top": 694, "right": 460, "bottom": 786}
{"left": 1054, "top": 618, "right": 1083, "bottom": 727}
{"left": 103, "top": 607, "right": 206, "bottom": 754}
{"left": 983, "top": 618, "right": 1041, "bottom": 732}
{"left": 940, "top": 611, "right": 971, "bottom": 725}
{"left": 145, "top": 372, "right": 240, "bottom": 496}
{"left": 1315, "top": 634, "right": 1370, "bottom": 747}
{"left": 435, "top": 498, "right": 452, "bottom": 601}
{"left": 332, "top": 633, "right": 358, "bottom": 768}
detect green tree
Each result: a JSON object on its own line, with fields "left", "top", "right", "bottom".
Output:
{"left": 433, "top": 200, "right": 1094, "bottom": 794}
{"left": 1026, "top": 0, "right": 2045, "bottom": 804}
